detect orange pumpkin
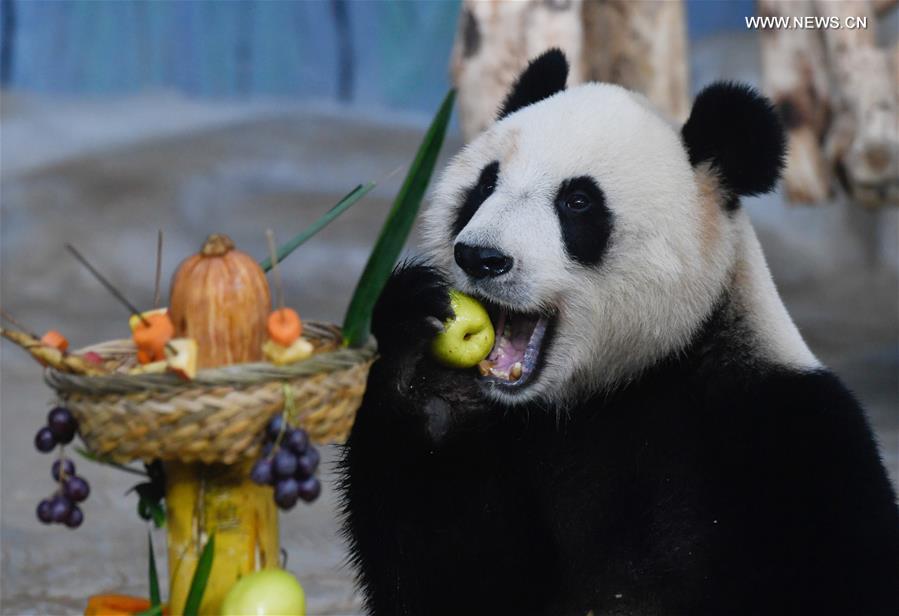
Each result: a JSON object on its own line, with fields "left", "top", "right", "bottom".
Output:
{"left": 168, "top": 234, "right": 270, "bottom": 369}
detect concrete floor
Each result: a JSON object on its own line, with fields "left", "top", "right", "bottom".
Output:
{"left": 1, "top": 52, "right": 897, "bottom": 614}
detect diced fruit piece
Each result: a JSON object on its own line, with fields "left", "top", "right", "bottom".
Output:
{"left": 431, "top": 291, "right": 495, "bottom": 369}
{"left": 40, "top": 330, "right": 69, "bottom": 352}
{"left": 82, "top": 351, "right": 104, "bottom": 366}
{"left": 128, "top": 360, "right": 167, "bottom": 375}
{"left": 128, "top": 308, "right": 168, "bottom": 333}
{"left": 165, "top": 338, "right": 198, "bottom": 380}
{"left": 267, "top": 308, "right": 303, "bottom": 346}
{"left": 47, "top": 406, "right": 76, "bottom": 444}
{"left": 35, "top": 427, "right": 57, "bottom": 452}
{"left": 132, "top": 313, "right": 175, "bottom": 364}
{"left": 263, "top": 337, "right": 314, "bottom": 366}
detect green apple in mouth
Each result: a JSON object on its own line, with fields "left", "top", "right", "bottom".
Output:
{"left": 431, "top": 290, "right": 495, "bottom": 369}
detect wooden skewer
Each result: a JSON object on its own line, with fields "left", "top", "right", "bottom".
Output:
{"left": 265, "top": 229, "right": 287, "bottom": 322}
{"left": 0, "top": 307, "right": 39, "bottom": 338}
{"left": 153, "top": 230, "right": 164, "bottom": 309}
{"left": 66, "top": 244, "right": 176, "bottom": 354}
{"left": 66, "top": 244, "right": 150, "bottom": 327}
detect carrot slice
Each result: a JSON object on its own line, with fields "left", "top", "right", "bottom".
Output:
{"left": 132, "top": 313, "right": 175, "bottom": 363}
{"left": 84, "top": 594, "right": 152, "bottom": 615}
{"left": 267, "top": 308, "right": 302, "bottom": 346}
{"left": 41, "top": 330, "right": 69, "bottom": 352}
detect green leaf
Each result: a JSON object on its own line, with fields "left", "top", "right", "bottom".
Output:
{"left": 149, "top": 500, "right": 166, "bottom": 529}
{"left": 260, "top": 182, "right": 375, "bottom": 272}
{"left": 148, "top": 532, "right": 161, "bottom": 607}
{"left": 183, "top": 534, "right": 215, "bottom": 616}
{"left": 135, "top": 605, "right": 164, "bottom": 616}
{"left": 342, "top": 89, "right": 455, "bottom": 347}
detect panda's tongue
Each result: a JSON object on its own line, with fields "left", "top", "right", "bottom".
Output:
{"left": 479, "top": 311, "right": 538, "bottom": 381}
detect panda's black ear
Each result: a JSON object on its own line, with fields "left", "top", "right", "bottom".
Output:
{"left": 498, "top": 49, "right": 568, "bottom": 120}
{"left": 681, "top": 82, "right": 786, "bottom": 197}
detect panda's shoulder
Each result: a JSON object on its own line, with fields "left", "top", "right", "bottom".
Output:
{"left": 699, "top": 365, "right": 895, "bottom": 496}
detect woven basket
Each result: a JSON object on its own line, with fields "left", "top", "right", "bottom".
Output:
{"left": 44, "top": 322, "right": 376, "bottom": 465}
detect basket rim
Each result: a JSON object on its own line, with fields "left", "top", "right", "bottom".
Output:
{"left": 45, "top": 321, "right": 377, "bottom": 396}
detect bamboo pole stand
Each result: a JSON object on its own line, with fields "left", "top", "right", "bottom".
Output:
{"left": 165, "top": 461, "right": 279, "bottom": 615}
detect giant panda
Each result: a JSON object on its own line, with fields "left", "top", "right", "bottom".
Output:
{"left": 339, "top": 50, "right": 899, "bottom": 616}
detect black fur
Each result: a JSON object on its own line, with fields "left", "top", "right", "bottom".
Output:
{"left": 340, "top": 265, "right": 899, "bottom": 616}
{"left": 497, "top": 48, "right": 568, "bottom": 120}
{"left": 682, "top": 82, "right": 787, "bottom": 199}
{"left": 554, "top": 175, "right": 614, "bottom": 266}
{"left": 452, "top": 160, "right": 499, "bottom": 236}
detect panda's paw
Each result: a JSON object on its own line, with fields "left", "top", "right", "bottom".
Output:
{"left": 372, "top": 260, "right": 452, "bottom": 359}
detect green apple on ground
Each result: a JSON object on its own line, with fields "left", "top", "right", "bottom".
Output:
{"left": 220, "top": 568, "right": 306, "bottom": 616}
{"left": 431, "top": 290, "right": 495, "bottom": 369}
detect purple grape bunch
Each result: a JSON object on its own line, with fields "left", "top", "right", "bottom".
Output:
{"left": 250, "top": 415, "right": 321, "bottom": 510}
{"left": 34, "top": 406, "right": 90, "bottom": 529}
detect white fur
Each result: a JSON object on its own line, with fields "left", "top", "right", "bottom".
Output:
{"left": 421, "top": 83, "right": 817, "bottom": 406}
{"left": 729, "top": 213, "right": 819, "bottom": 371}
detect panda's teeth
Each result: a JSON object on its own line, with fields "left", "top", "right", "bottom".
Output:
{"left": 478, "top": 360, "right": 493, "bottom": 377}
{"left": 510, "top": 362, "right": 522, "bottom": 380}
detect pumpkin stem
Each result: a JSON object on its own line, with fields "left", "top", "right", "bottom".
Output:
{"left": 201, "top": 234, "right": 235, "bottom": 256}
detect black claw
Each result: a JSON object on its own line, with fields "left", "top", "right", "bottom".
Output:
{"left": 372, "top": 261, "right": 451, "bottom": 358}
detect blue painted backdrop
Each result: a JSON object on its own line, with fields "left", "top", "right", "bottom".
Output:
{"left": 0, "top": 0, "right": 754, "bottom": 112}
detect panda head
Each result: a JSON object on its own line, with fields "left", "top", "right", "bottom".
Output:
{"left": 422, "top": 49, "right": 787, "bottom": 405}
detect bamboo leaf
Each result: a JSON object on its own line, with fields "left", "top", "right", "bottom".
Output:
{"left": 183, "top": 534, "right": 215, "bottom": 616}
{"left": 260, "top": 182, "right": 374, "bottom": 272}
{"left": 148, "top": 532, "right": 161, "bottom": 607}
{"left": 135, "top": 605, "right": 163, "bottom": 616}
{"left": 342, "top": 90, "right": 455, "bottom": 347}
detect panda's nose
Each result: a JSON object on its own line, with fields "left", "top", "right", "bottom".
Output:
{"left": 454, "top": 243, "right": 514, "bottom": 279}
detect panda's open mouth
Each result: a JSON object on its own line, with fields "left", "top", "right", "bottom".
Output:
{"left": 478, "top": 309, "right": 551, "bottom": 389}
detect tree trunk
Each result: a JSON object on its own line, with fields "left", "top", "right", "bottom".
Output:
{"left": 815, "top": 0, "right": 898, "bottom": 206}
{"left": 450, "top": 0, "right": 689, "bottom": 141}
{"left": 451, "top": 0, "right": 586, "bottom": 141}
{"left": 758, "top": 0, "right": 833, "bottom": 203}
{"left": 582, "top": 0, "right": 690, "bottom": 122}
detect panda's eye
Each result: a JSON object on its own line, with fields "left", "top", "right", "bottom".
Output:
{"left": 480, "top": 180, "right": 496, "bottom": 197}
{"left": 565, "top": 192, "right": 591, "bottom": 211}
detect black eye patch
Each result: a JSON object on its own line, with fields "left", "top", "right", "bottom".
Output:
{"left": 452, "top": 161, "right": 499, "bottom": 236}
{"left": 554, "top": 176, "right": 613, "bottom": 266}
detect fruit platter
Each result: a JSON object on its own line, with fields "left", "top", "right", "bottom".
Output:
{"left": 0, "top": 92, "right": 454, "bottom": 615}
